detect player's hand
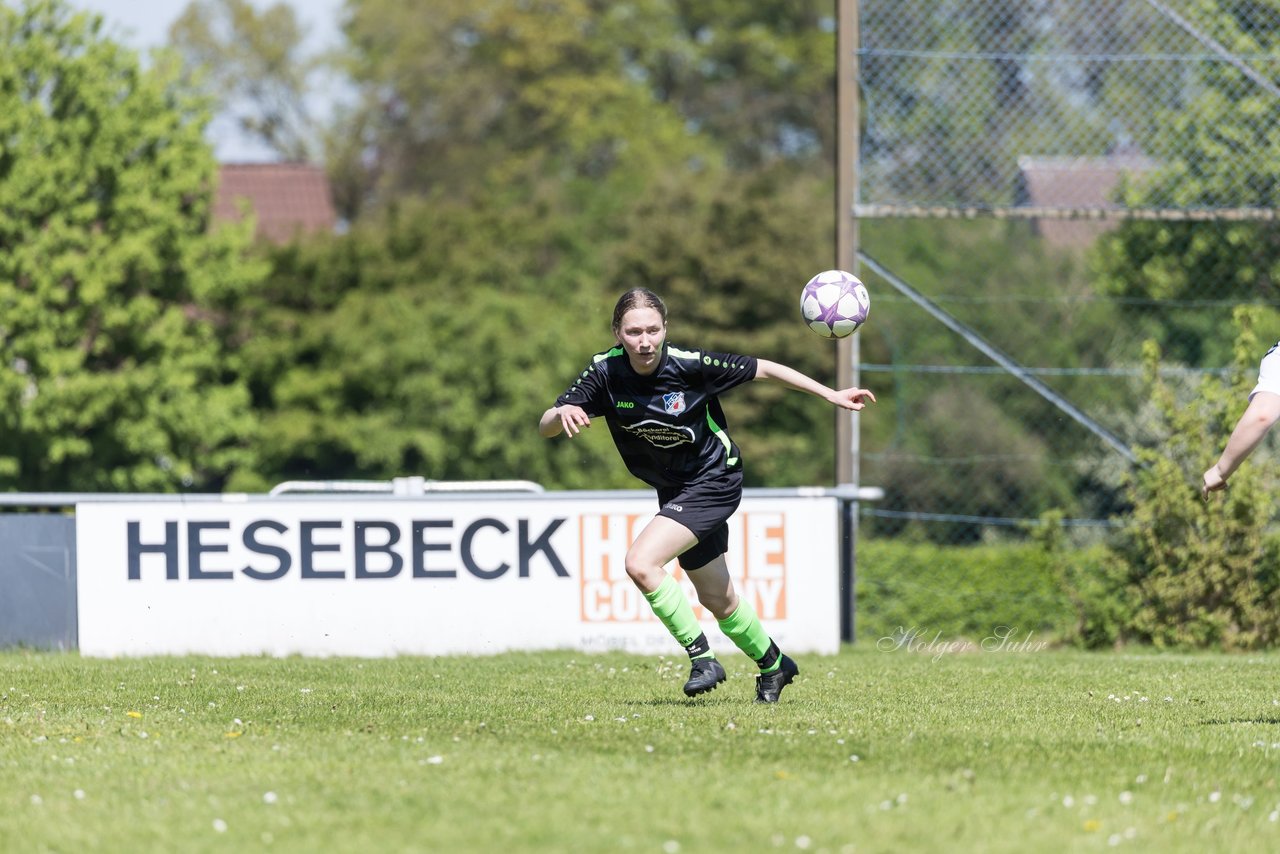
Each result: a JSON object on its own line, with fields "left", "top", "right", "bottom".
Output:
{"left": 1202, "top": 464, "right": 1227, "bottom": 499}
{"left": 832, "top": 387, "right": 877, "bottom": 411}
{"left": 557, "top": 405, "right": 592, "bottom": 437}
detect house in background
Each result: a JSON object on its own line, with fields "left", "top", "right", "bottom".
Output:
{"left": 213, "top": 163, "right": 338, "bottom": 244}
{"left": 1016, "top": 153, "right": 1157, "bottom": 250}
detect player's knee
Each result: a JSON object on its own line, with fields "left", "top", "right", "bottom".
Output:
{"left": 699, "top": 588, "right": 738, "bottom": 621}
{"left": 623, "top": 551, "right": 663, "bottom": 590}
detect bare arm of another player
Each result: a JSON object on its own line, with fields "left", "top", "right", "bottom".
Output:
{"left": 1202, "top": 391, "right": 1280, "bottom": 497}
{"left": 754, "top": 359, "right": 877, "bottom": 410}
{"left": 539, "top": 404, "right": 592, "bottom": 438}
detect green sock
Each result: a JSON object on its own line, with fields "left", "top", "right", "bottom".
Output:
{"left": 718, "top": 599, "right": 781, "bottom": 673}
{"left": 644, "top": 575, "right": 714, "bottom": 659}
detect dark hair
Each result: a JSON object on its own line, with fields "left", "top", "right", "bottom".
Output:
{"left": 611, "top": 288, "right": 668, "bottom": 331}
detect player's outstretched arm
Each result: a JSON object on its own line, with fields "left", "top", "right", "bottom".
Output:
{"left": 754, "top": 359, "right": 876, "bottom": 411}
{"left": 1203, "top": 391, "right": 1280, "bottom": 498}
{"left": 540, "top": 404, "right": 592, "bottom": 438}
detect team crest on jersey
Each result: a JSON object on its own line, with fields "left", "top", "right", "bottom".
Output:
{"left": 662, "top": 391, "right": 686, "bottom": 415}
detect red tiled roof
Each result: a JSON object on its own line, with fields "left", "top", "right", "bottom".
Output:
{"left": 214, "top": 163, "right": 337, "bottom": 244}
{"left": 1017, "top": 155, "right": 1157, "bottom": 249}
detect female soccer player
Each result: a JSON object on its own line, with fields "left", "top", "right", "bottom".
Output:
{"left": 539, "top": 288, "right": 876, "bottom": 703}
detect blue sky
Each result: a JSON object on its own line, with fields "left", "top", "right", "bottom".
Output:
{"left": 65, "top": 0, "right": 346, "bottom": 161}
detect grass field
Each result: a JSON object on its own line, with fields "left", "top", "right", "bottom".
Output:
{"left": 3, "top": 645, "right": 1280, "bottom": 853}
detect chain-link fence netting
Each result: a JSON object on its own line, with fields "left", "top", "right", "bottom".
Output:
{"left": 853, "top": 0, "right": 1280, "bottom": 543}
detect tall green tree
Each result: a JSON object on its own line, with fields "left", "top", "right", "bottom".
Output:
{"left": 332, "top": 0, "right": 702, "bottom": 217}
{"left": 0, "top": 0, "right": 265, "bottom": 491}
{"left": 169, "top": 0, "right": 326, "bottom": 162}
{"left": 330, "top": 0, "right": 836, "bottom": 218}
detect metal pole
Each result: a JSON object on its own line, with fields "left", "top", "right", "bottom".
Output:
{"left": 835, "top": 0, "right": 860, "bottom": 643}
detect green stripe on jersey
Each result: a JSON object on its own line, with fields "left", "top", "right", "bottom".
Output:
{"left": 593, "top": 346, "right": 625, "bottom": 363}
{"left": 667, "top": 346, "right": 701, "bottom": 360}
{"left": 706, "top": 407, "right": 737, "bottom": 466}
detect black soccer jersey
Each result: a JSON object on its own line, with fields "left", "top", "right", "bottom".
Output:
{"left": 555, "top": 343, "right": 759, "bottom": 489}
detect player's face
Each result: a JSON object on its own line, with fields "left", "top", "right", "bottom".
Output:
{"left": 615, "top": 307, "right": 666, "bottom": 375}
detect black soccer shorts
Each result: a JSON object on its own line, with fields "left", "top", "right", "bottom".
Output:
{"left": 655, "top": 469, "right": 744, "bottom": 570}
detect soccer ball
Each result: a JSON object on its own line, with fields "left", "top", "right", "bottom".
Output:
{"left": 800, "top": 270, "right": 870, "bottom": 338}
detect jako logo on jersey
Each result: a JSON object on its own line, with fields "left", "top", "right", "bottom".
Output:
{"left": 665, "top": 503, "right": 683, "bottom": 512}
{"left": 662, "top": 391, "right": 686, "bottom": 415}
{"left": 616, "top": 400, "right": 635, "bottom": 409}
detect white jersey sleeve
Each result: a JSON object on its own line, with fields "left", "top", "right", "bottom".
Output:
{"left": 1250, "top": 341, "right": 1280, "bottom": 399}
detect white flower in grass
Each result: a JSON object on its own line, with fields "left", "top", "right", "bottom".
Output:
{"left": 1209, "top": 791, "right": 1221, "bottom": 803}
{"left": 426, "top": 755, "right": 443, "bottom": 765}
{"left": 73, "top": 790, "right": 85, "bottom": 800}
{"left": 1268, "top": 810, "right": 1279, "bottom": 822}
{"left": 795, "top": 836, "right": 812, "bottom": 849}
{"left": 1107, "top": 833, "right": 1121, "bottom": 846}
{"left": 1119, "top": 791, "right": 1133, "bottom": 805}
{"left": 663, "top": 841, "right": 680, "bottom": 854}
{"left": 1062, "top": 795, "right": 1075, "bottom": 808}
{"left": 263, "top": 791, "right": 278, "bottom": 804}
{"left": 583, "top": 715, "right": 594, "bottom": 722}
{"left": 30, "top": 794, "right": 42, "bottom": 806}
{"left": 645, "top": 745, "right": 654, "bottom": 753}
{"left": 212, "top": 819, "right": 227, "bottom": 833}
{"left": 849, "top": 755, "right": 859, "bottom": 762}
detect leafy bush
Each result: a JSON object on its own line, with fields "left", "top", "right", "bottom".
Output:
{"left": 1101, "top": 312, "right": 1280, "bottom": 650}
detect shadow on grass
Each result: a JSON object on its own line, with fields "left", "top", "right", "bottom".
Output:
{"left": 1200, "top": 717, "right": 1280, "bottom": 726}
{"left": 634, "top": 695, "right": 744, "bottom": 707}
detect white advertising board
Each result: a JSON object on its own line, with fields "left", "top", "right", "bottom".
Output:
{"left": 75, "top": 496, "right": 840, "bottom": 657}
